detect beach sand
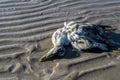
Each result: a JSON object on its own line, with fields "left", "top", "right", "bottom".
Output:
{"left": 0, "top": 0, "right": 120, "bottom": 80}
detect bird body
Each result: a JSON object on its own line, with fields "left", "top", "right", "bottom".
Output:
{"left": 40, "top": 21, "right": 108, "bottom": 61}
{"left": 68, "top": 22, "right": 107, "bottom": 50}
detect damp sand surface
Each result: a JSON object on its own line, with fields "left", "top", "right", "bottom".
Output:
{"left": 0, "top": 0, "right": 120, "bottom": 80}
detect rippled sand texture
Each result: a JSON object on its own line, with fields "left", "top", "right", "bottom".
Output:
{"left": 0, "top": 0, "right": 120, "bottom": 80}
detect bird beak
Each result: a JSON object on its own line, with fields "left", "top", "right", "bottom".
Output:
{"left": 40, "top": 47, "right": 59, "bottom": 62}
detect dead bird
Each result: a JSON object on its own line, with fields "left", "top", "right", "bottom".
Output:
{"left": 40, "top": 21, "right": 118, "bottom": 62}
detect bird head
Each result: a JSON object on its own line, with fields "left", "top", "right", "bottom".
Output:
{"left": 40, "top": 46, "right": 66, "bottom": 62}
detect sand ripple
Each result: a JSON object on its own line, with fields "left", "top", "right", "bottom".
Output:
{"left": 0, "top": 0, "right": 120, "bottom": 80}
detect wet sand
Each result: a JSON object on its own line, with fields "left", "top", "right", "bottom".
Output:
{"left": 0, "top": 0, "right": 120, "bottom": 80}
